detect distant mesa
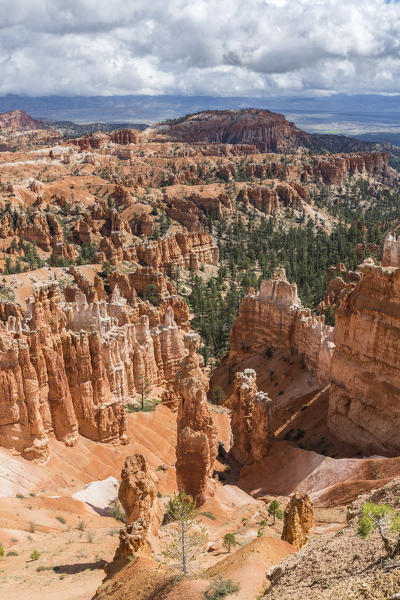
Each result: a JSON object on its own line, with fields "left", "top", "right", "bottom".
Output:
{"left": 0, "top": 109, "right": 42, "bottom": 130}
{"left": 156, "top": 108, "right": 390, "bottom": 154}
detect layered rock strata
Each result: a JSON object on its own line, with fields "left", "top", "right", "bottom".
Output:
{"left": 229, "top": 270, "right": 334, "bottom": 383}
{"left": 228, "top": 369, "right": 273, "bottom": 464}
{"left": 329, "top": 261, "right": 400, "bottom": 456}
{"left": 114, "top": 454, "right": 163, "bottom": 561}
{"left": 157, "top": 109, "right": 311, "bottom": 152}
{"left": 0, "top": 281, "right": 185, "bottom": 462}
{"left": 175, "top": 333, "right": 218, "bottom": 505}
{"left": 281, "top": 492, "right": 314, "bottom": 549}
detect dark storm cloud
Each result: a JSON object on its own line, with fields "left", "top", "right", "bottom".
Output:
{"left": 1, "top": 0, "right": 400, "bottom": 96}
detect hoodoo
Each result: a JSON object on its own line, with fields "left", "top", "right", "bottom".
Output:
{"left": 228, "top": 369, "right": 273, "bottom": 464}
{"left": 175, "top": 333, "right": 218, "bottom": 505}
{"left": 281, "top": 492, "right": 315, "bottom": 549}
{"left": 229, "top": 269, "right": 335, "bottom": 384}
{"left": 113, "top": 454, "right": 163, "bottom": 561}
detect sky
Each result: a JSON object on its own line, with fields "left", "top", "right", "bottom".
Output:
{"left": 1, "top": 0, "right": 400, "bottom": 97}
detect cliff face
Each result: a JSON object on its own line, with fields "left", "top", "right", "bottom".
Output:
{"left": 157, "top": 109, "right": 311, "bottom": 152}
{"left": 228, "top": 369, "right": 272, "bottom": 465}
{"left": 0, "top": 281, "right": 185, "bottom": 463}
{"left": 382, "top": 232, "right": 400, "bottom": 267}
{"left": 229, "top": 270, "right": 334, "bottom": 383}
{"left": 329, "top": 261, "right": 400, "bottom": 456}
{"left": 0, "top": 110, "right": 42, "bottom": 130}
{"left": 175, "top": 333, "right": 218, "bottom": 505}
{"left": 95, "top": 228, "right": 218, "bottom": 271}
{"left": 315, "top": 151, "right": 388, "bottom": 184}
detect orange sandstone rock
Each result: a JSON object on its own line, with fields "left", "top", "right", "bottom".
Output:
{"left": 281, "top": 492, "right": 314, "bottom": 549}
{"left": 175, "top": 333, "right": 218, "bottom": 505}
{"left": 114, "top": 454, "right": 162, "bottom": 560}
{"left": 228, "top": 369, "right": 273, "bottom": 465}
{"left": 329, "top": 261, "right": 400, "bottom": 456}
{"left": 230, "top": 269, "right": 334, "bottom": 383}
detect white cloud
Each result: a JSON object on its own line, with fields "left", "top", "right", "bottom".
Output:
{"left": 0, "top": 0, "right": 400, "bottom": 96}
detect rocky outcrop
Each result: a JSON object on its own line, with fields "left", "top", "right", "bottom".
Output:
{"left": 94, "top": 226, "right": 218, "bottom": 272}
{"left": 229, "top": 270, "right": 334, "bottom": 383}
{"left": 175, "top": 333, "right": 218, "bottom": 505}
{"left": 136, "top": 231, "right": 219, "bottom": 271}
{"left": 111, "top": 129, "right": 138, "bottom": 145}
{"left": 114, "top": 454, "right": 163, "bottom": 560}
{"left": 316, "top": 264, "right": 360, "bottom": 315}
{"left": 315, "top": 151, "right": 388, "bottom": 185}
{"left": 382, "top": 232, "right": 400, "bottom": 267}
{"left": 0, "top": 110, "right": 42, "bottom": 130}
{"left": 237, "top": 184, "right": 303, "bottom": 215}
{"left": 281, "top": 492, "right": 314, "bottom": 549}
{"left": 329, "top": 261, "right": 400, "bottom": 456}
{"left": 0, "top": 277, "right": 186, "bottom": 461}
{"left": 228, "top": 369, "right": 272, "bottom": 464}
{"left": 157, "top": 109, "right": 311, "bottom": 152}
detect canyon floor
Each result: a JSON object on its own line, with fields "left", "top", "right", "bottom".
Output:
{"left": 1, "top": 399, "right": 397, "bottom": 600}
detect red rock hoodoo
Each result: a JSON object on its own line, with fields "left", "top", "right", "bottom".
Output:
{"left": 175, "top": 333, "right": 218, "bottom": 506}
{"left": 281, "top": 492, "right": 315, "bottom": 549}
{"left": 228, "top": 369, "right": 273, "bottom": 465}
{"left": 114, "top": 454, "right": 163, "bottom": 560}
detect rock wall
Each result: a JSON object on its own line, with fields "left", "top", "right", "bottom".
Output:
{"left": 237, "top": 182, "right": 304, "bottom": 214}
{"left": 281, "top": 492, "right": 314, "bottom": 549}
{"left": 0, "top": 280, "right": 185, "bottom": 462}
{"left": 175, "top": 333, "right": 218, "bottom": 505}
{"left": 329, "top": 261, "right": 400, "bottom": 456}
{"left": 229, "top": 270, "right": 334, "bottom": 383}
{"left": 382, "top": 232, "right": 400, "bottom": 267}
{"left": 228, "top": 369, "right": 272, "bottom": 465}
{"left": 0, "top": 109, "right": 41, "bottom": 130}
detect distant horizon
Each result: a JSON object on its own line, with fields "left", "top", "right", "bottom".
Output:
{"left": 1, "top": 93, "right": 400, "bottom": 139}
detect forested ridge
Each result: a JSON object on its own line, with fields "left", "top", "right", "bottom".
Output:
{"left": 188, "top": 185, "right": 400, "bottom": 361}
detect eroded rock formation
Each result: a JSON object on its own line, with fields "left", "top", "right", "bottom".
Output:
{"left": 329, "top": 260, "right": 400, "bottom": 456}
{"left": 382, "top": 232, "right": 400, "bottom": 267}
{"left": 0, "top": 109, "right": 42, "bottom": 130}
{"left": 0, "top": 277, "right": 186, "bottom": 462}
{"left": 229, "top": 269, "right": 334, "bottom": 383}
{"left": 114, "top": 454, "right": 163, "bottom": 561}
{"left": 281, "top": 492, "right": 314, "bottom": 549}
{"left": 228, "top": 369, "right": 273, "bottom": 464}
{"left": 157, "top": 109, "right": 312, "bottom": 152}
{"left": 175, "top": 333, "right": 218, "bottom": 505}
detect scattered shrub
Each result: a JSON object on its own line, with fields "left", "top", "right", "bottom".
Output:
{"left": 199, "top": 511, "right": 216, "bottom": 521}
{"left": 77, "top": 519, "right": 86, "bottom": 531}
{"left": 86, "top": 530, "right": 95, "bottom": 543}
{"left": 110, "top": 499, "right": 126, "bottom": 523}
{"left": 0, "top": 544, "right": 4, "bottom": 557}
{"left": 56, "top": 516, "right": 66, "bottom": 525}
{"left": 203, "top": 576, "right": 240, "bottom": 599}
{"left": 30, "top": 550, "right": 41, "bottom": 561}
{"left": 6, "top": 551, "right": 18, "bottom": 556}
{"left": 223, "top": 533, "right": 238, "bottom": 553}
